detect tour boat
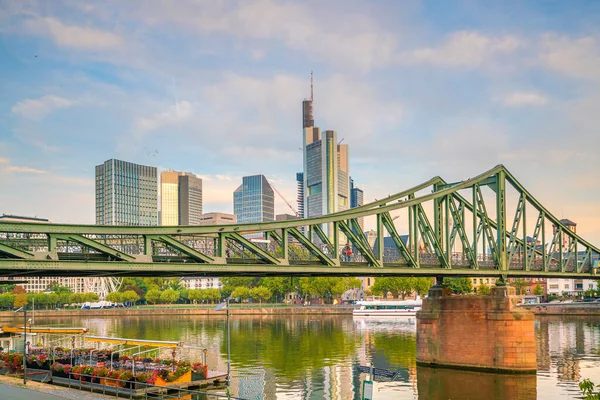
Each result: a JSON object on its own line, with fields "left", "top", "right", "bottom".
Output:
{"left": 352, "top": 299, "right": 422, "bottom": 317}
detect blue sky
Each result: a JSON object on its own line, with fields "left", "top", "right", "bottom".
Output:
{"left": 0, "top": 0, "right": 599, "bottom": 244}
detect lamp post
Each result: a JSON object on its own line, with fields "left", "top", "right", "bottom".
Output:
{"left": 226, "top": 297, "right": 231, "bottom": 390}
{"left": 172, "top": 349, "right": 176, "bottom": 373}
{"left": 71, "top": 336, "right": 75, "bottom": 366}
{"left": 22, "top": 305, "right": 27, "bottom": 385}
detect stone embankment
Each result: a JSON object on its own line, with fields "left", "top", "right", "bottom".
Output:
{"left": 520, "top": 303, "right": 600, "bottom": 316}
{"left": 0, "top": 306, "right": 354, "bottom": 319}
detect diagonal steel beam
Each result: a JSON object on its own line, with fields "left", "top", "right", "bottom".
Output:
{"left": 224, "top": 232, "right": 280, "bottom": 265}
{"left": 416, "top": 204, "right": 450, "bottom": 268}
{"left": 380, "top": 212, "right": 417, "bottom": 267}
{"left": 52, "top": 234, "right": 135, "bottom": 262}
{"left": 338, "top": 220, "right": 379, "bottom": 266}
{"left": 152, "top": 235, "right": 214, "bottom": 263}
{"left": 287, "top": 227, "right": 336, "bottom": 266}
{"left": 448, "top": 196, "right": 477, "bottom": 268}
{"left": 0, "top": 243, "right": 35, "bottom": 259}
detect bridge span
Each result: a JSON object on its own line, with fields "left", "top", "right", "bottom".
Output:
{"left": 0, "top": 165, "right": 598, "bottom": 279}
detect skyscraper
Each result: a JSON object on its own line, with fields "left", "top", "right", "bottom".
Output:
{"left": 95, "top": 159, "right": 158, "bottom": 226}
{"left": 302, "top": 75, "right": 350, "bottom": 226}
{"left": 233, "top": 175, "right": 275, "bottom": 224}
{"left": 160, "top": 170, "right": 203, "bottom": 226}
{"left": 296, "top": 172, "right": 304, "bottom": 218}
{"left": 350, "top": 178, "right": 364, "bottom": 231}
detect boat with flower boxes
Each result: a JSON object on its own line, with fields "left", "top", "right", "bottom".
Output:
{"left": 0, "top": 329, "right": 227, "bottom": 398}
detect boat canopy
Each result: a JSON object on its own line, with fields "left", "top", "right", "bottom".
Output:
{"left": 1, "top": 326, "right": 89, "bottom": 334}
{"left": 84, "top": 335, "right": 182, "bottom": 348}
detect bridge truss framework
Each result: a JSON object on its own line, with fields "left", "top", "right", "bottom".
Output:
{"left": 0, "top": 165, "right": 598, "bottom": 279}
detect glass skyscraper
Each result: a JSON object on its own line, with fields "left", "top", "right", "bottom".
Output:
{"left": 161, "top": 170, "right": 203, "bottom": 226}
{"left": 302, "top": 90, "right": 350, "bottom": 221}
{"left": 95, "top": 158, "right": 158, "bottom": 226}
{"left": 233, "top": 175, "right": 275, "bottom": 224}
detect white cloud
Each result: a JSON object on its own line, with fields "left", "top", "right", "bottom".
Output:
{"left": 0, "top": 160, "right": 47, "bottom": 174}
{"left": 406, "top": 31, "right": 522, "bottom": 68}
{"left": 134, "top": 101, "right": 193, "bottom": 133}
{"left": 539, "top": 34, "right": 600, "bottom": 81}
{"left": 121, "top": 0, "right": 398, "bottom": 71}
{"left": 495, "top": 92, "right": 548, "bottom": 107}
{"left": 24, "top": 17, "right": 122, "bottom": 50}
{"left": 11, "top": 95, "right": 76, "bottom": 118}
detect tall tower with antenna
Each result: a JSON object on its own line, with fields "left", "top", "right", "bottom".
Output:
{"left": 302, "top": 71, "right": 314, "bottom": 128}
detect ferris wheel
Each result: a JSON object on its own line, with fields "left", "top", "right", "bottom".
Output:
{"left": 84, "top": 277, "right": 123, "bottom": 299}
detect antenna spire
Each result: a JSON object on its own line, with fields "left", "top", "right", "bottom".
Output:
{"left": 310, "top": 71, "right": 314, "bottom": 102}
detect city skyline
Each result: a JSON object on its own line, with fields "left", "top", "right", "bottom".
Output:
{"left": 0, "top": 1, "right": 599, "bottom": 245}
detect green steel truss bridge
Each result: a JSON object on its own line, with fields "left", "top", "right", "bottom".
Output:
{"left": 0, "top": 165, "right": 598, "bottom": 279}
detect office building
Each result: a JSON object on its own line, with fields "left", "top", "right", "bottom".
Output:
{"left": 301, "top": 76, "right": 350, "bottom": 230}
{"left": 161, "top": 170, "right": 202, "bottom": 226}
{"left": 181, "top": 277, "right": 222, "bottom": 291}
{"left": 233, "top": 175, "right": 275, "bottom": 224}
{"left": 198, "top": 212, "right": 237, "bottom": 225}
{"left": 350, "top": 178, "right": 364, "bottom": 231}
{"left": 95, "top": 159, "right": 158, "bottom": 226}
{"left": 296, "top": 172, "right": 304, "bottom": 218}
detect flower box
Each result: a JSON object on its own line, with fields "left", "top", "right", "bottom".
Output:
{"left": 154, "top": 370, "right": 191, "bottom": 386}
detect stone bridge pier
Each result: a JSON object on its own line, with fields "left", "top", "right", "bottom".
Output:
{"left": 416, "top": 282, "right": 536, "bottom": 373}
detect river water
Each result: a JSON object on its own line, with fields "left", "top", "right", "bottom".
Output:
{"left": 19, "top": 314, "right": 600, "bottom": 399}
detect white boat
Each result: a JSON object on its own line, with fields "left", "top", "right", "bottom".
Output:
{"left": 352, "top": 299, "right": 422, "bottom": 317}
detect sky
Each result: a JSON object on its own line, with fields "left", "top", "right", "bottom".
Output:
{"left": 0, "top": 0, "right": 599, "bottom": 244}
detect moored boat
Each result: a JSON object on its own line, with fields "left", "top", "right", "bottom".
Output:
{"left": 352, "top": 298, "right": 422, "bottom": 317}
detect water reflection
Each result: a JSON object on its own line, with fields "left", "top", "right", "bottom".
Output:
{"left": 22, "top": 314, "right": 600, "bottom": 399}
{"left": 417, "top": 366, "right": 536, "bottom": 400}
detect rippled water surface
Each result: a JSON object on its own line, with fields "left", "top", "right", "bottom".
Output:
{"left": 19, "top": 314, "right": 600, "bottom": 399}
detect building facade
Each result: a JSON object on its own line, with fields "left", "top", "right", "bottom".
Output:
{"left": 296, "top": 172, "right": 304, "bottom": 218}
{"left": 301, "top": 79, "right": 350, "bottom": 233}
{"left": 546, "top": 219, "right": 598, "bottom": 296}
{"left": 350, "top": 178, "right": 364, "bottom": 231}
{"left": 181, "top": 277, "right": 222, "bottom": 291}
{"left": 197, "top": 212, "right": 237, "bottom": 225}
{"left": 95, "top": 159, "right": 158, "bottom": 226}
{"left": 160, "top": 170, "right": 203, "bottom": 226}
{"left": 233, "top": 175, "right": 275, "bottom": 224}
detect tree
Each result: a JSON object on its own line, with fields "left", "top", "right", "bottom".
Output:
{"left": 222, "top": 278, "right": 258, "bottom": 297}
{"left": 106, "top": 292, "right": 124, "bottom": 303}
{"left": 259, "top": 277, "right": 294, "bottom": 302}
{"left": 0, "top": 293, "right": 15, "bottom": 310}
{"left": 160, "top": 289, "right": 180, "bottom": 304}
{"left": 84, "top": 292, "right": 100, "bottom": 303}
{"left": 478, "top": 283, "right": 491, "bottom": 295}
{"left": 412, "top": 278, "right": 434, "bottom": 297}
{"left": 69, "top": 293, "right": 84, "bottom": 304}
{"left": 533, "top": 284, "right": 544, "bottom": 296}
{"left": 444, "top": 278, "right": 473, "bottom": 294}
{"left": 146, "top": 289, "right": 161, "bottom": 305}
{"left": 123, "top": 285, "right": 145, "bottom": 300}
{"left": 122, "top": 290, "right": 141, "bottom": 305}
{"left": 188, "top": 289, "right": 202, "bottom": 303}
{"left": 48, "top": 284, "right": 72, "bottom": 295}
{"left": 204, "top": 289, "right": 222, "bottom": 303}
{"left": 231, "top": 286, "right": 251, "bottom": 302}
{"left": 251, "top": 286, "right": 272, "bottom": 305}
{"left": 510, "top": 279, "right": 529, "bottom": 295}
{"left": 11, "top": 285, "right": 26, "bottom": 295}
{"left": 14, "top": 293, "right": 28, "bottom": 308}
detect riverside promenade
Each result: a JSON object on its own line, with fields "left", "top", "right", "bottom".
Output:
{"left": 0, "top": 375, "right": 111, "bottom": 400}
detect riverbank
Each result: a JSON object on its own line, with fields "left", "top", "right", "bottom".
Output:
{"left": 2, "top": 302, "right": 599, "bottom": 320}
{"left": 0, "top": 305, "right": 354, "bottom": 319}
{"left": 520, "top": 303, "right": 600, "bottom": 316}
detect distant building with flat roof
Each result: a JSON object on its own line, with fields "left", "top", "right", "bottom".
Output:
{"left": 161, "top": 170, "right": 202, "bottom": 226}
{"left": 198, "top": 212, "right": 237, "bottom": 226}
{"left": 233, "top": 175, "right": 274, "bottom": 224}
